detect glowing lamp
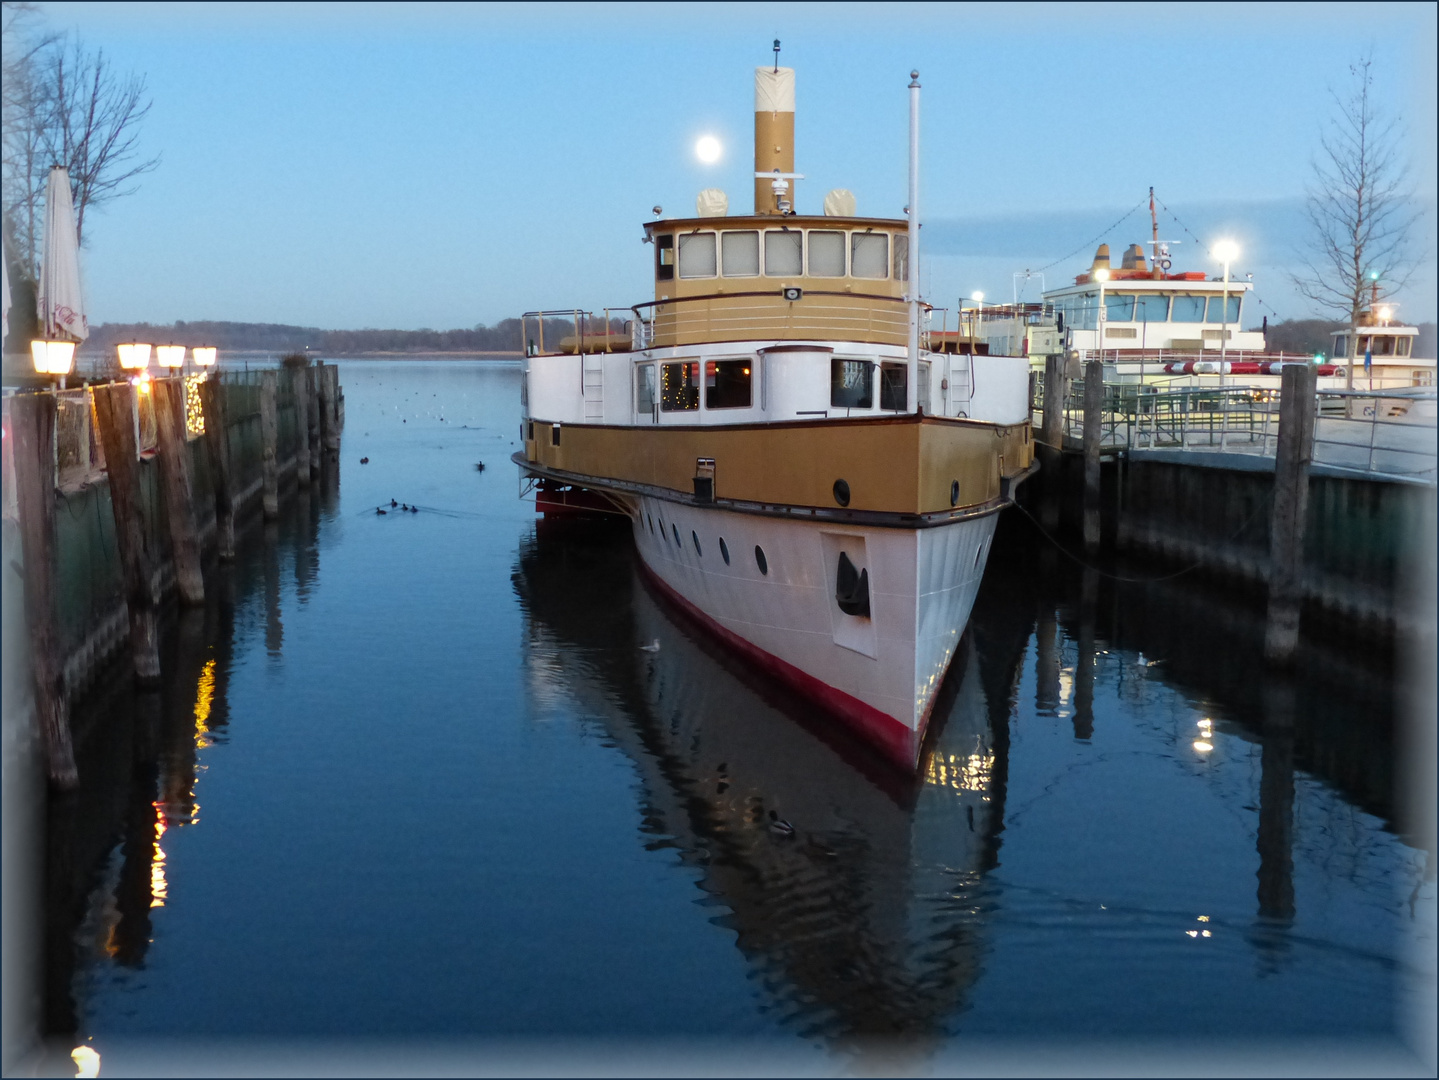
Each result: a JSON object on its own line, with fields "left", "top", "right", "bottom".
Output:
{"left": 156, "top": 345, "right": 186, "bottom": 369}
{"left": 192, "top": 346, "right": 217, "bottom": 367}
{"left": 1092, "top": 268, "right": 1110, "bottom": 282}
{"left": 30, "top": 340, "right": 76, "bottom": 376}
{"left": 1212, "top": 239, "right": 1239, "bottom": 263}
{"left": 1378, "top": 306, "right": 1392, "bottom": 323}
{"left": 117, "top": 342, "right": 152, "bottom": 371}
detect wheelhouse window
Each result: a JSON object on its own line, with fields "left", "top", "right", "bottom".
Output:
{"left": 764, "top": 230, "right": 802, "bottom": 276}
{"left": 678, "top": 232, "right": 717, "bottom": 278}
{"left": 880, "top": 363, "right": 907, "bottom": 410}
{"left": 661, "top": 361, "right": 699, "bottom": 411}
{"left": 1104, "top": 295, "right": 1135, "bottom": 321}
{"left": 851, "top": 233, "right": 888, "bottom": 279}
{"left": 1171, "top": 295, "right": 1206, "bottom": 322}
{"left": 705, "top": 359, "right": 752, "bottom": 409}
{"left": 1134, "top": 294, "right": 1169, "bottom": 322}
{"left": 1398, "top": 338, "right": 1412, "bottom": 357}
{"left": 893, "top": 234, "right": 909, "bottom": 282}
{"left": 1206, "top": 295, "right": 1240, "bottom": 323}
{"left": 635, "top": 363, "right": 656, "bottom": 414}
{"left": 831, "top": 359, "right": 874, "bottom": 409}
{"left": 722, "top": 231, "right": 760, "bottom": 277}
{"left": 655, "top": 234, "right": 674, "bottom": 281}
{"left": 808, "top": 230, "right": 845, "bottom": 277}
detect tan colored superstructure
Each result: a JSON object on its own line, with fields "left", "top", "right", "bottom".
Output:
{"left": 753, "top": 66, "right": 795, "bottom": 215}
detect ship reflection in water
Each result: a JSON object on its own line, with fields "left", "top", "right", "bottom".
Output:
{"left": 516, "top": 515, "right": 1026, "bottom": 1045}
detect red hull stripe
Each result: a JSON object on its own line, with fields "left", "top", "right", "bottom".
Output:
{"left": 637, "top": 560, "right": 923, "bottom": 771}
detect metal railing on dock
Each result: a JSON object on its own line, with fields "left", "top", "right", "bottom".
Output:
{"left": 1031, "top": 375, "right": 1437, "bottom": 483}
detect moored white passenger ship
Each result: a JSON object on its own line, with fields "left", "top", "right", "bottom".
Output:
{"left": 513, "top": 62, "right": 1033, "bottom": 770}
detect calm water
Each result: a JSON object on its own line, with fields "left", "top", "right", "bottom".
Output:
{"left": 35, "top": 361, "right": 1435, "bottom": 1073}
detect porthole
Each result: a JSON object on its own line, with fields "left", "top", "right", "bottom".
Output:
{"left": 673, "top": 523, "right": 681, "bottom": 547}
{"left": 754, "top": 545, "right": 768, "bottom": 575}
{"left": 950, "top": 479, "right": 959, "bottom": 507}
{"left": 692, "top": 530, "right": 702, "bottom": 556}
{"left": 719, "top": 537, "right": 730, "bottom": 565}
{"left": 833, "top": 479, "right": 851, "bottom": 507}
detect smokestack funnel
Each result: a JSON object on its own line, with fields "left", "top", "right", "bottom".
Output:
{"left": 754, "top": 66, "right": 795, "bottom": 214}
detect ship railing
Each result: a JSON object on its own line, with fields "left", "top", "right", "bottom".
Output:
{"left": 521, "top": 310, "right": 634, "bottom": 357}
{"left": 630, "top": 290, "right": 922, "bottom": 350}
{"left": 1031, "top": 378, "right": 1436, "bottom": 483}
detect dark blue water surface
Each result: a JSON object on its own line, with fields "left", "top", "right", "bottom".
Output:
{"left": 39, "top": 361, "right": 1435, "bottom": 1074}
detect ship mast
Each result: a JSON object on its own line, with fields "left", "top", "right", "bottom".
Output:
{"left": 906, "top": 70, "right": 921, "bottom": 412}
{"left": 1149, "top": 186, "right": 1161, "bottom": 279}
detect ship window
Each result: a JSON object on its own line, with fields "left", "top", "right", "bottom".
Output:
{"left": 1413, "top": 370, "right": 1432, "bottom": 386}
{"left": 1135, "top": 294, "right": 1169, "bottom": 322}
{"left": 918, "top": 361, "right": 931, "bottom": 413}
{"left": 705, "top": 359, "right": 752, "bottom": 409}
{"left": 722, "top": 231, "right": 760, "bottom": 276}
{"left": 636, "top": 363, "right": 656, "bottom": 414}
{"left": 831, "top": 358, "right": 874, "bottom": 408}
{"left": 893, "top": 234, "right": 909, "bottom": 282}
{"left": 1398, "top": 338, "right": 1411, "bottom": 357}
{"left": 1334, "top": 335, "right": 1348, "bottom": 356}
{"left": 692, "top": 530, "right": 702, "bottom": 556}
{"left": 1377, "top": 335, "right": 1395, "bottom": 355}
{"left": 1171, "top": 295, "right": 1206, "bottom": 322}
{"left": 754, "top": 545, "right": 768, "bottom": 575}
{"left": 655, "top": 234, "right": 674, "bottom": 281}
{"left": 851, "top": 233, "right": 888, "bottom": 278}
{"left": 1105, "top": 295, "right": 1135, "bottom": 321}
{"left": 661, "top": 361, "right": 700, "bottom": 411}
{"left": 764, "top": 230, "right": 802, "bottom": 276}
{"left": 678, "top": 232, "right": 717, "bottom": 278}
{"left": 719, "top": 536, "right": 730, "bottom": 564}
{"left": 673, "top": 523, "right": 681, "bottom": 547}
{"left": 647, "top": 514, "right": 654, "bottom": 535}
{"left": 880, "top": 362, "right": 907, "bottom": 410}
{"left": 1206, "top": 295, "right": 1240, "bottom": 323}
{"left": 808, "top": 230, "right": 845, "bottom": 277}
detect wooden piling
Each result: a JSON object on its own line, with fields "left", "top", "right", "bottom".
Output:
{"left": 1264, "top": 363, "right": 1318, "bottom": 664}
{"left": 198, "top": 376, "right": 236, "bottom": 560}
{"left": 290, "top": 365, "right": 311, "bottom": 487}
{"left": 1082, "top": 357, "right": 1103, "bottom": 553}
{"left": 10, "top": 393, "right": 79, "bottom": 789}
{"left": 259, "top": 370, "right": 279, "bottom": 520}
{"left": 90, "top": 382, "right": 161, "bottom": 685}
{"left": 306, "top": 365, "right": 321, "bottom": 479}
{"left": 1042, "top": 354, "right": 1064, "bottom": 449}
{"left": 319, "top": 364, "right": 340, "bottom": 455}
{"left": 152, "top": 378, "right": 204, "bottom": 605}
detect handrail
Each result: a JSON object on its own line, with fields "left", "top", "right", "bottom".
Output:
{"left": 629, "top": 289, "right": 919, "bottom": 312}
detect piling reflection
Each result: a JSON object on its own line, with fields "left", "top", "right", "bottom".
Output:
{"left": 514, "top": 517, "right": 1030, "bottom": 1046}
{"left": 42, "top": 467, "right": 325, "bottom": 1051}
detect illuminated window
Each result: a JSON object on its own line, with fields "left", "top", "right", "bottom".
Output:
{"left": 831, "top": 358, "right": 873, "bottom": 408}
{"left": 704, "top": 359, "right": 752, "bottom": 409}
{"left": 661, "top": 361, "right": 699, "bottom": 411}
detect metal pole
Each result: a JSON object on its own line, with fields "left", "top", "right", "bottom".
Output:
{"left": 1220, "top": 259, "right": 1231, "bottom": 449}
{"left": 906, "top": 69, "right": 920, "bottom": 413}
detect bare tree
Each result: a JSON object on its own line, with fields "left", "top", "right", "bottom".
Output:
{"left": 1293, "top": 54, "right": 1421, "bottom": 389}
{"left": 41, "top": 35, "right": 160, "bottom": 248}
{"left": 1, "top": 5, "right": 158, "bottom": 279}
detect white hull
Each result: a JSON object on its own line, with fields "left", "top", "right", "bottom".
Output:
{"left": 629, "top": 496, "right": 998, "bottom": 767}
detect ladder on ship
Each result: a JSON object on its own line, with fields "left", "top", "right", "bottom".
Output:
{"left": 582, "top": 355, "right": 604, "bottom": 422}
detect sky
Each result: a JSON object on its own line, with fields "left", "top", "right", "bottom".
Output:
{"left": 29, "top": 1, "right": 1439, "bottom": 331}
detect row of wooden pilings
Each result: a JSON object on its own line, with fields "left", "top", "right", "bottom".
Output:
{"left": 8, "top": 364, "right": 342, "bottom": 790}
{"left": 1037, "top": 354, "right": 1319, "bottom": 667}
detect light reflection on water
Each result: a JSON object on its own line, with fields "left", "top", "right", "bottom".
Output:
{"left": 39, "top": 360, "right": 1432, "bottom": 1065}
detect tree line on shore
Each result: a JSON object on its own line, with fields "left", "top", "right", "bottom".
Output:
{"left": 77, "top": 319, "right": 526, "bottom": 356}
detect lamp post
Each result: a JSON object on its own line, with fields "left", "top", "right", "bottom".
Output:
{"left": 30, "top": 340, "right": 76, "bottom": 388}
{"left": 1212, "top": 240, "right": 1238, "bottom": 386}
{"left": 192, "top": 346, "right": 217, "bottom": 370}
{"left": 117, "top": 342, "right": 152, "bottom": 378}
{"left": 1092, "top": 268, "right": 1109, "bottom": 362}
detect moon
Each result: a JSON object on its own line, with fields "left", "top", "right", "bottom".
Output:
{"left": 695, "top": 135, "right": 722, "bottom": 164}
